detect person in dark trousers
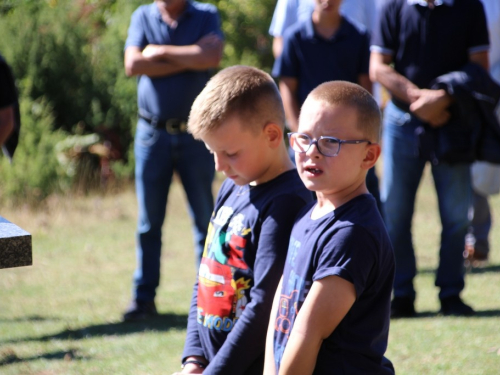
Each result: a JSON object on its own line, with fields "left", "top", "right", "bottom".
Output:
{"left": 370, "top": 0, "right": 490, "bottom": 317}
{"left": 123, "top": 0, "right": 223, "bottom": 321}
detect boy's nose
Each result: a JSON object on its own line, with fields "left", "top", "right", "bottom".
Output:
{"left": 214, "top": 153, "right": 226, "bottom": 172}
{"left": 306, "top": 141, "right": 322, "bottom": 158}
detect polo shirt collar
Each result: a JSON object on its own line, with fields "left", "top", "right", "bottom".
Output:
{"left": 407, "top": 0, "right": 454, "bottom": 6}
{"left": 304, "top": 16, "right": 352, "bottom": 42}
{"left": 150, "top": 0, "right": 194, "bottom": 20}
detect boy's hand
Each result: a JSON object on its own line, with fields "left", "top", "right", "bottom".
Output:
{"left": 171, "top": 356, "right": 207, "bottom": 374}
{"left": 171, "top": 363, "right": 204, "bottom": 374}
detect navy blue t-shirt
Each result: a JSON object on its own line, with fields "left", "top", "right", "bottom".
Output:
{"left": 272, "top": 16, "right": 370, "bottom": 106}
{"left": 183, "top": 170, "right": 313, "bottom": 375}
{"left": 371, "top": 0, "right": 489, "bottom": 97}
{"left": 273, "top": 194, "right": 395, "bottom": 374}
{"left": 125, "top": 1, "right": 222, "bottom": 120}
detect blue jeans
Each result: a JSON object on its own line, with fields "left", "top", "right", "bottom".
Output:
{"left": 381, "top": 102, "right": 471, "bottom": 300}
{"left": 133, "top": 119, "right": 215, "bottom": 302}
{"left": 470, "top": 190, "right": 491, "bottom": 255}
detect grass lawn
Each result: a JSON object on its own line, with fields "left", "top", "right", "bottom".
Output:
{"left": 1, "top": 168, "right": 499, "bottom": 374}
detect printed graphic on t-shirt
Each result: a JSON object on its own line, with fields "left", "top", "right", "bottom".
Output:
{"left": 273, "top": 235, "right": 312, "bottom": 368}
{"left": 197, "top": 205, "right": 252, "bottom": 333}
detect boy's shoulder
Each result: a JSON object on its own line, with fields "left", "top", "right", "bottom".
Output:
{"left": 336, "top": 194, "right": 384, "bottom": 228}
{"left": 217, "top": 169, "right": 313, "bottom": 206}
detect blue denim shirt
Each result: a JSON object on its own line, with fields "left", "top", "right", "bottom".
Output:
{"left": 125, "top": 1, "right": 222, "bottom": 120}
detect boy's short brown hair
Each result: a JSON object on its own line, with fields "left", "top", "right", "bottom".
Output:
{"left": 305, "top": 81, "right": 381, "bottom": 142}
{"left": 188, "top": 65, "right": 285, "bottom": 138}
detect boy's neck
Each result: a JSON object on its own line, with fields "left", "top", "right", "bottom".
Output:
{"left": 313, "top": 180, "right": 369, "bottom": 217}
{"left": 250, "top": 147, "right": 295, "bottom": 186}
{"left": 312, "top": 7, "right": 342, "bottom": 39}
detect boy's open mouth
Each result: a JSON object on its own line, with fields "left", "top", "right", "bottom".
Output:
{"left": 305, "top": 167, "right": 322, "bottom": 175}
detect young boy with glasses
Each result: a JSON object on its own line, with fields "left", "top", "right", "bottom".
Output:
{"left": 175, "top": 65, "right": 313, "bottom": 375}
{"left": 264, "top": 81, "right": 395, "bottom": 375}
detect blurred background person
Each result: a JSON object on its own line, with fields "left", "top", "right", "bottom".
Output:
{"left": 122, "top": 0, "right": 223, "bottom": 322}
{"left": 370, "top": 0, "right": 489, "bottom": 317}
{"left": 0, "top": 53, "right": 20, "bottom": 162}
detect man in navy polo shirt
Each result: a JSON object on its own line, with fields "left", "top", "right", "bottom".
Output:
{"left": 370, "top": 0, "right": 489, "bottom": 317}
{"left": 123, "top": 0, "right": 223, "bottom": 321}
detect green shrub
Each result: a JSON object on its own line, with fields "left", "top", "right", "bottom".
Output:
{"left": 0, "top": 0, "right": 277, "bottom": 201}
{"left": 0, "top": 97, "right": 69, "bottom": 206}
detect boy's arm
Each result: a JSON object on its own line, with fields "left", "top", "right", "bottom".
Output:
{"left": 177, "top": 280, "right": 209, "bottom": 374}
{"left": 263, "top": 277, "right": 283, "bottom": 375}
{"left": 278, "top": 276, "right": 356, "bottom": 375}
{"left": 279, "top": 77, "right": 300, "bottom": 132}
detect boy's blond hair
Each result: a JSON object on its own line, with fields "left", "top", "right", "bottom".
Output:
{"left": 188, "top": 65, "right": 285, "bottom": 138}
{"left": 305, "top": 81, "right": 381, "bottom": 142}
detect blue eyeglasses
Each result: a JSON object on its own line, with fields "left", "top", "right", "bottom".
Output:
{"left": 288, "top": 132, "right": 372, "bottom": 157}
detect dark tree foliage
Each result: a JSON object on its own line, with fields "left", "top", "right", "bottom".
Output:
{"left": 0, "top": 0, "right": 277, "bottom": 201}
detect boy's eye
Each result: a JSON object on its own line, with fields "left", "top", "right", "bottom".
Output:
{"left": 226, "top": 152, "right": 238, "bottom": 158}
{"left": 323, "top": 138, "right": 339, "bottom": 145}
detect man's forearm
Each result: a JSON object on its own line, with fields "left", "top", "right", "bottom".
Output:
{"left": 125, "top": 47, "right": 187, "bottom": 77}
{"left": 279, "top": 79, "right": 300, "bottom": 132}
{"left": 145, "top": 44, "right": 221, "bottom": 71}
{"left": 369, "top": 52, "right": 419, "bottom": 105}
{"left": 142, "top": 34, "right": 222, "bottom": 71}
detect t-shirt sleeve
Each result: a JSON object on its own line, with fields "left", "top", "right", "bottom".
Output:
{"left": 272, "top": 28, "right": 300, "bottom": 78}
{"left": 202, "top": 194, "right": 307, "bottom": 375}
{"left": 125, "top": 7, "right": 148, "bottom": 50}
{"left": 358, "top": 30, "right": 370, "bottom": 75}
{"left": 370, "top": 1, "right": 398, "bottom": 56}
{"left": 467, "top": 0, "right": 490, "bottom": 54}
{"left": 313, "top": 225, "right": 377, "bottom": 298}
{"left": 200, "top": 6, "right": 224, "bottom": 40}
{"left": 269, "top": 0, "right": 298, "bottom": 37}
{"left": 182, "top": 280, "right": 206, "bottom": 361}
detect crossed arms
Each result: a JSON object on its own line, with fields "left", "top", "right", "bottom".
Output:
{"left": 369, "top": 50, "right": 489, "bottom": 127}
{"left": 124, "top": 33, "right": 223, "bottom": 78}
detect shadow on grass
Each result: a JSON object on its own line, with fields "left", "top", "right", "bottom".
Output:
{"left": 418, "top": 264, "right": 500, "bottom": 274}
{"left": 0, "top": 348, "right": 90, "bottom": 366}
{"left": 0, "top": 312, "right": 188, "bottom": 345}
{"left": 391, "top": 308, "right": 500, "bottom": 320}
{"left": 0, "top": 315, "right": 60, "bottom": 323}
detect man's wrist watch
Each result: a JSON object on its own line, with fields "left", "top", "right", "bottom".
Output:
{"left": 181, "top": 359, "right": 207, "bottom": 369}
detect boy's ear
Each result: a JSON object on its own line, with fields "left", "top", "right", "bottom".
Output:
{"left": 263, "top": 122, "right": 283, "bottom": 148}
{"left": 361, "top": 143, "right": 381, "bottom": 170}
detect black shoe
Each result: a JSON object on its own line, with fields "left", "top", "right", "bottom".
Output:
{"left": 439, "top": 296, "right": 475, "bottom": 316}
{"left": 123, "top": 300, "right": 158, "bottom": 322}
{"left": 391, "top": 297, "right": 416, "bottom": 318}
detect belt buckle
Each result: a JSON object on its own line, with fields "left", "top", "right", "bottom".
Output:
{"left": 165, "top": 119, "right": 187, "bottom": 135}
